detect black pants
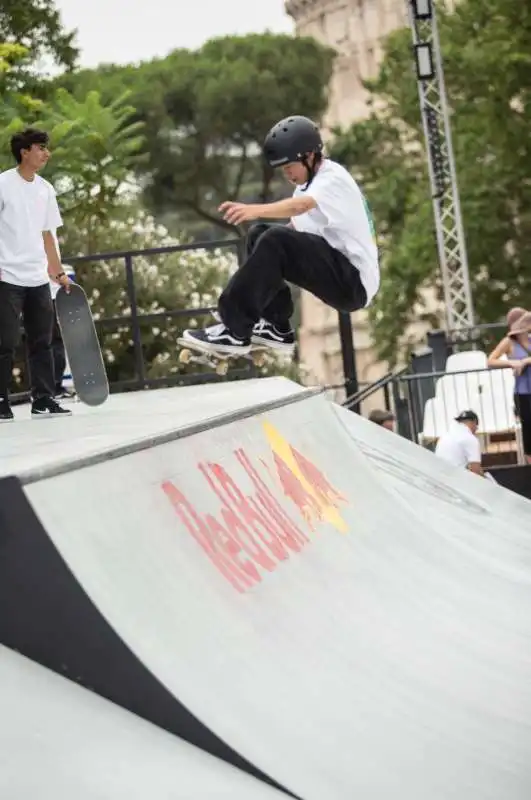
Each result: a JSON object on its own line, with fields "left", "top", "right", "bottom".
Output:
{"left": 218, "top": 223, "right": 367, "bottom": 339}
{"left": 52, "top": 300, "right": 66, "bottom": 393}
{"left": 0, "top": 282, "right": 55, "bottom": 400}
{"left": 515, "top": 393, "right": 531, "bottom": 455}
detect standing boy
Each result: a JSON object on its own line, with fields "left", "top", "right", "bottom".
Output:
{"left": 0, "top": 128, "right": 73, "bottom": 420}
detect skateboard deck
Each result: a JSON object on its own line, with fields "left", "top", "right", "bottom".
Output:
{"left": 177, "top": 337, "right": 282, "bottom": 376}
{"left": 55, "top": 284, "right": 109, "bottom": 406}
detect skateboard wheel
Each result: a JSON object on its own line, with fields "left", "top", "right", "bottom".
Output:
{"left": 179, "top": 349, "right": 192, "bottom": 365}
{"left": 216, "top": 360, "right": 229, "bottom": 376}
{"left": 252, "top": 352, "right": 267, "bottom": 368}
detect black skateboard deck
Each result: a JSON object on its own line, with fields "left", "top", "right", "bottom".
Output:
{"left": 55, "top": 284, "right": 109, "bottom": 406}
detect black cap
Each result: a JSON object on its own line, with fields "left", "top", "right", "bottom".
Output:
{"left": 369, "top": 409, "right": 396, "bottom": 425}
{"left": 455, "top": 409, "right": 479, "bottom": 424}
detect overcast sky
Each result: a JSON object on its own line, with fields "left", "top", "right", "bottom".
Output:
{"left": 55, "top": 0, "right": 294, "bottom": 67}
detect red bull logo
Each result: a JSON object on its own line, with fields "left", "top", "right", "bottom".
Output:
{"left": 162, "top": 422, "right": 348, "bottom": 592}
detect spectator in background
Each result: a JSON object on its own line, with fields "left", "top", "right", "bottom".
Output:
{"left": 505, "top": 306, "right": 526, "bottom": 329}
{"left": 488, "top": 309, "right": 531, "bottom": 464}
{"left": 435, "top": 409, "right": 484, "bottom": 477}
{"left": 368, "top": 408, "right": 396, "bottom": 432}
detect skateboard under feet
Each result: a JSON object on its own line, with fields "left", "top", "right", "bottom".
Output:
{"left": 177, "top": 339, "right": 276, "bottom": 376}
{"left": 55, "top": 284, "right": 109, "bottom": 406}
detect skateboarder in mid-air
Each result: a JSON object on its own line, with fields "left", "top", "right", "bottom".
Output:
{"left": 181, "top": 115, "right": 380, "bottom": 357}
{"left": 0, "top": 128, "right": 73, "bottom": 420}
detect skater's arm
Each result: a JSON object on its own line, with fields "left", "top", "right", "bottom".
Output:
{"left": 43, "top": 232, "right": 71, "bottom": 292}
{"left": 219, "top": 197, "right": 315, "bottom": 226}
{"left": 463, "top": 439, "right": 484, "bottom": 477}
{"left": 254, "top": 196, "right": 316, "bottom": 219}
{"left": 42, "top": 185, "right": 68, "bottom": 283}
{"left": 487, "top": 338, "right": 520, "bottom": 369}
{"left": 42, "top": 231, "right": 63, "bottom": 280}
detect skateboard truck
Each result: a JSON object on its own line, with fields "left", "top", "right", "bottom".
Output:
{"left": 178, "top": 346, "right": 268, "bottom": 376}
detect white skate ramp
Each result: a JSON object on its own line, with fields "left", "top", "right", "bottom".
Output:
{"left": 0, "top": 645, "right": 287, "bottom": 799}
{"left": 2, "top": 379, "right": 531, "bottom": 799}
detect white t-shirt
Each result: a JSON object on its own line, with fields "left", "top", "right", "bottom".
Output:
{"left": 0, "top": 167, "right": 63, "bottom": 287}
{"left": 291, "top": 159, "right": 380, "bottom": 305}
{"left": 434, "top": 422, "right": 481, "bottom": 469}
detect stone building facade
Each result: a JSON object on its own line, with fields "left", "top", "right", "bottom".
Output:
{"left": 285, "top": 0, "right": 438, "bottom": 402}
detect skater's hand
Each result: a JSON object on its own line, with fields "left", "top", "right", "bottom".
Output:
{"left": 219, "top": 201, "right": 259, "bottom": 226}
{"left": 54, "top": 271, "right": 73, "bottom": 294}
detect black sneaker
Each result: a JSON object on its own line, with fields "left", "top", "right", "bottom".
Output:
{"left": 252, "top": 319, "right": 296, "bottom": 353}
{"left": 31, "top": 396, "right": 72, "bottom": 418}
{"left": 181, "top": 323, "right": 251, "bottom": 355}
{"left": 0, "top": 397, "right": 14, "bottom": 422}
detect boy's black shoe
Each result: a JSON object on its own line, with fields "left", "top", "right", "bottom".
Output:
{"left": 31, "top": 396, "right": 73, "bottom": 418}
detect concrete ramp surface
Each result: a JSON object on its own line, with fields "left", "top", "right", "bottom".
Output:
{"left": 0, "top": 645, "right": 287, "bottom": 800}
{"left": 1, "top": 378, "right": 531, "bottom": 799}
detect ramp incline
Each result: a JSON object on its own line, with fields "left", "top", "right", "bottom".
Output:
{"left": 0, "top": 645, "right": 288, "bottom": 800}
{"left": 1, "top": 377, "right": 530, "bottom": 800}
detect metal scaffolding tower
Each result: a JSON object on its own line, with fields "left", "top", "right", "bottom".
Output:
{"left": 406, "top": 0, "right": 474, "bottom": 329}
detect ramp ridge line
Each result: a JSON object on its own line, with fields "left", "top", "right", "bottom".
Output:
{"left": 18, "top": 386, "right": 322, "bottom": 486}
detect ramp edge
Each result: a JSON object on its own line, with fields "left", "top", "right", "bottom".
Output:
{"left": 16, "top": 386, "right": 321, "bottom": 486}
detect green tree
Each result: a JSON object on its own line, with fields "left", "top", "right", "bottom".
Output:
{"left": 54, "top": 33, "right": 337, "bottom": 236}
{"left": 45, "top": 88, "right": 147, "bottom": 253}
{"left": 0, "top": 0, "right": 77, "bottom": 76}
{"left": 330, "top": 0, "right": 531, "bottom": 364}
{"left": 0, "top": 80, "right": 147, "bottom": 254}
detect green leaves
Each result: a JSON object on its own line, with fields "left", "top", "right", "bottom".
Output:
{"left": 0, "top": 83, "right": 147, "bottom": 247}
{"left": 0, "top": 0, "right": 78, "bottom": 78}
{"left": 330, "top": 0, "right": 531, "bottom": 364}
{"left": 51, "top": 32, "right": 337, "bottom": 235}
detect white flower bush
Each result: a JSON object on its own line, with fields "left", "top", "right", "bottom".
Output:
{"left": 60, "top": 204, "right": 238, "bottom": 381}
{"left": 59, "top": 203, "right": 302, "bottom": 385}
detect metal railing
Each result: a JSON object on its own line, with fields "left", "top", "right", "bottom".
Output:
{"left": 11, "top": 237, "right": 253, "bottom": 402}
{"left": 343, "top": 368, "right": 409, "bottom": 412}
{"left": 394, "top": 365, "right": 523, "bottom": 465}
{"left": 340, "top": 342, "right": 524, "bottom": 466}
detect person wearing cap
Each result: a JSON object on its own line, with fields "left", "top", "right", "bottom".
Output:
{"left": 434, "top": 410, "right": 484, "bottom": 476}
{"left": 368, "top": 408, "right": 396, "bottom": 432}
{"left": 488, "top": 308, "right": 531, "bottom": 463}
{"left": 179, "top": 115, "right": 379, "bottom": 357}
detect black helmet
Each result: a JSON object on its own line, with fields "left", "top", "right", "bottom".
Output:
{"left": 263, "top": 115, "right": 323, "bottom": 167}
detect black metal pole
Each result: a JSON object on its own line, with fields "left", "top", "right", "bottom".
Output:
{"left": 338, "top": 311, "right": 359, "bottom": 412}
{"left": 124, "top": 253, "right": 146, "bottom": 388}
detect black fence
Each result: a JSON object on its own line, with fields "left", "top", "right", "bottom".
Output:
{"left": 11, "top": 230, "right": 521, "bottom": 469}
{"left": 345, "top": 341, "right": 525, "bottom": 467}
{"left": 11, "top": 237, "right": 258, "bottom": 403}
{"left": 11, "top": 235, "right": 362, "bottom": 406}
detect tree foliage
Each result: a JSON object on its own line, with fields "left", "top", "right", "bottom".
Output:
{"left": 0, "top": 0, "right": 78, "bottom": 77}
{"left": 55, "top": 33, "right": 337, "bottom": 235}
{"left": 330, "top": 0, "right": 531, "bottom": 364}
{"left": 0, "top": 80, "right": 148, "bottom": 250}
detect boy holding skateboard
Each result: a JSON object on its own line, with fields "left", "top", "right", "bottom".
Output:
{"left": 0, "top": 128, "right": 73, "bottom": 420}
{"left": 180, "top": 115, "right": 379, "bottom": 357}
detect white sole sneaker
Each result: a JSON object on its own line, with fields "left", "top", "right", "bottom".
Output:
{"left": 251, "top": 335, "right": 295, "bottom": 354}
{"left": 179, "top": 333, "right": 251, "bottom": 356}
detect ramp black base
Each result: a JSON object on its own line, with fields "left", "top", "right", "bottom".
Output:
{"left": 0, "top": 476, "right": 293, "bottom": 797}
